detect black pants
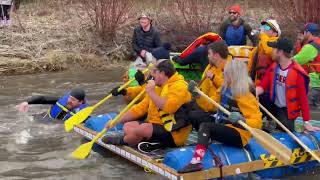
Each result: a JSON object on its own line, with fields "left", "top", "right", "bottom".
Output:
{"left": 259, "top": 93, "right": 295, "bottom": 131}
{"left": 0, "top": 5, "right": 11, "bottom": 20}
{"left": 179, "top": 101, "right": 215, "bottom": 131}
{"left": 198, "top": 122, "right": 243, "bottom": 148}
{"left": 174, "top": 46, "right": 208, "bottom": 71}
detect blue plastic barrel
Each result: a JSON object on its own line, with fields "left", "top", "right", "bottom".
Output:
{"left": 84, "top": 112, "right": 123, "bottom": 132}
{"left": 246, "top": 132, "right": 319, "bottom": 178}
{"left": 163, "top": 143, "right": 250, "bottom": 176}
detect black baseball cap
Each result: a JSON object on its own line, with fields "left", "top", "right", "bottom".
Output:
{"left": 267, "top": 38, "right": 293, "bottom": 53}
{"left": 70, "top": 88, "right": 85, "bottom": 101}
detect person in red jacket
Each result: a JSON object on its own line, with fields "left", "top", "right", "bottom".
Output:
{"left": 256, "top": 38, "right": 320, "bottom": 132}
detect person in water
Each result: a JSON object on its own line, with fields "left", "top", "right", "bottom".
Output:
{"left": 16, "top": 88, "right": 87, "bottom": 121}
{"left": 179, "top": 60, "right": 262, "bottom": 173}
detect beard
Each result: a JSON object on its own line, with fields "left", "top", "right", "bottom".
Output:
{"left": 230, "top": 15, "right": 237, "bottom": 22}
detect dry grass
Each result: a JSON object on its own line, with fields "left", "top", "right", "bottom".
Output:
{"left": 0, "top": 0, "right": 310, "bottom": 75}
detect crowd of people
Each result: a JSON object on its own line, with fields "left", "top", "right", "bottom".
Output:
{"left": 16, "top": 4, "right": 320, "bottom": 174}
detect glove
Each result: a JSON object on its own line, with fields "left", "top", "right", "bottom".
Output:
{"left": 134, "top": 70, "right": 145, "bottom": 85}
{"left": 111, "top": 86, "right": 127, "bottom": 96}
{"left": 188, "top": 80, "right": 200, "bottom": 98}
{"left": 228, "top": 112, "right": 244, "bottom": 124}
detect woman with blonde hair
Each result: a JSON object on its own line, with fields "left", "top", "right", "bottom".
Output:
{"left": 179, "top": 60, "right": 262, "bottom": 173}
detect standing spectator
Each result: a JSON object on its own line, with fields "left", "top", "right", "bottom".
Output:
{"left": 0, "top": 0, "right": 12, "bottom": 25}
{"left": 219, "top": 5, "right": 258, "bottom": 46}
{"left": 293, "top": 23, "right": 320, "bottom": 109}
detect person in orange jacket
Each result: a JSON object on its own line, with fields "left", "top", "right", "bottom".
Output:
{"left": 179, "top": 60, "right": 262, "bottom": 173}
{"left": 103, "top": 60, "right": 192, "bottom": 153}
{"left": 256, "top": 38, "right": 320, "bottom": 132}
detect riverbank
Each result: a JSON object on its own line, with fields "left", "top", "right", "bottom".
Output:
{"left": 0, "top": 0, "right": 306, "bottom": 76}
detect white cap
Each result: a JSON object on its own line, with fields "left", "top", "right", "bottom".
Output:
{"left": 261, "top": 19, "right": 281, "bottom": 37}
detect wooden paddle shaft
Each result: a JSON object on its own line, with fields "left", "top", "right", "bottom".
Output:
{"left": 259, "top": 104, "right": 320, "bottom": 163}
{"left": 195, "top": 87, "right": 292, "bottom": 164}
{"left": 93, "top": 66, "right": 151, "bottom": 109}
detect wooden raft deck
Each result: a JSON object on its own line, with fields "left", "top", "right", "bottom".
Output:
{"left": 73, "top": 124, "right": 320, "bottom": 180}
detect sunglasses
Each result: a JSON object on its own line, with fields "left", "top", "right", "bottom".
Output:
{"left": 229, "top": 11, "right": 238, "bottom": 15}
{"left": 261, "top": 25, "right": 272, "bottom": 31}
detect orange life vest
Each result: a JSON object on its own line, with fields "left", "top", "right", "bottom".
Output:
{"left": 268, "top": 62, "right": 309, "bottom": 120}
{"left": 179, "top": 32, "right": 222, "bottom": 58}
{"left": 302, "top": 38, "right": 320, "bottom": 73}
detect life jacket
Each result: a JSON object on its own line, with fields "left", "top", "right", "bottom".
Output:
{"left": 48, "top": 93, "right": 88, "bottom": 121}
{"left": 255, "top": 52, "right": 274, "bottom": 81}
{"left": 216, "top": 88, "right": 241, "bottom": 122}
{"left": 302, "top": 38, "right": 320, "bottom": 73}
{"left": 179, "top": 32, "right": 222, "bottom": 59}
{"left": 225, "top": 25, "right": 246, "bottom": 46}
{"left": 269, "top": 62, "right": 309, "bottom": 120}
{"left": 158, "top": 80, "right": 190, "bottom": 132}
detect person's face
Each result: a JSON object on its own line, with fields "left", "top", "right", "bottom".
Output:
{"left": 66, "top": 96, "right": 82, "bottom": 110}
{"left": 139, "top": 17, "right": 150, "bottom": 28}
{"left": 260, "top": 24, "right": 277, "bottom": 37}
{"left": 208, "top": 49, "right": 218, "bottom": 65}
{"left": 151, "top": 67, "right": 162, "bottom": 86}
{"left": 272, "top": 48, "right": 281, "bottom": 63}
{"left": 229, "top": 11, "right": 239, "bottom": 22}
{"left": 297, "top": 32, "right": 304, "bottom": 41}
{"left": 302, "top": 31, "right": 312, "bottom": 42}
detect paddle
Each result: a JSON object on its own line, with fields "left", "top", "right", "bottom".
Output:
{"left": 259, "top": 103, "right": 320, "bottom": 163}
{"left": 192, "top": 86, "right": 292, "bottom": 164}
{"left": 64, "top": 67, "right": 151, "bottom": 132}
{"left": 71, "top": 89, "right": 146, "bottom": 159}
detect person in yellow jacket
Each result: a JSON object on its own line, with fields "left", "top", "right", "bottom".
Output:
{"left": 103, "top": 60, "right": 192, "bottom": 153}
{"left": 179, "top": 60, "right": 262, "bottom": 173}
{"left": 185, "top": 40, "right": 229, "bottom": 131}
{"left": 249, "top": 19, "right": 281, "bottom": 85}
{"left": 111, "top": 43, "right": 171, "bottom": 102}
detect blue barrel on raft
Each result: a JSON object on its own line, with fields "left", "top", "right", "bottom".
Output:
{"left": 163, "top": 143, "right": 251, "bottom": 179}
{"left": 84, "top": 112, "right": 123, "bottom": 132}
{"left": 246, "top": 132, "right": 319, "bottom": 178}
{"left": 163, "top": 131, "right": 320, "bottom": 179}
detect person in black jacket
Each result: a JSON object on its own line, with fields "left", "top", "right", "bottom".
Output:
{"left": 132, "top": 13, "right": 162, "bottom": 60}
{"left": 219, "top": 5, "right": 258, "bottom": 46}
{"left": 16, "top": 88, "right": 88, "bottom": 121}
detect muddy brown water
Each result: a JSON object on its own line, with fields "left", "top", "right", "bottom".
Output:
{"left": 0, "top": 69, "right": 319, "bottom": 180}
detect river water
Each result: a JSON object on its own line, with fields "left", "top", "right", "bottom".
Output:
{"left": 0, "top": 69, "right": 319, "bottom": 180}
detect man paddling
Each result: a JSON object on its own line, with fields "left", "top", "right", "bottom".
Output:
{"left": 256, "top": 38, "right": 320, "bottom": 132}
{"left": 102, "top": 60, "right": 192, "bottom": 153}
{"left": 16, "top": 88, "right": 88, "bottom": 121}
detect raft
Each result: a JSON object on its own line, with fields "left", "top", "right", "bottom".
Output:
{"left": 74, "top": 114, "right": 320, "bottom": 180}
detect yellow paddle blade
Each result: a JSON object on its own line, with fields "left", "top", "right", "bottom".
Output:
{"left": 240, "top": 122, "right": 292, "bottom": 164}
{"left": 64, "top": 107, "right": 94, "bottom": 132}
{"left": 71, "top": 141, "right": 95, "bottom": 159}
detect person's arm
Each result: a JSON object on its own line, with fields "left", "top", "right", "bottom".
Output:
{"left": 219, "top": 20, "right": 229, "bottom": 40}
{"left": 132, "top": 28, "right": 142, "bottom": 54}
{"left": 244, "top": 23, "right": 258, "bottom": 46}
{"left": 296, "top": 74, "right": 310, "bottom": 121}
{"left": 27, "top": 95, "right": 59, "bottom": 105}
{"left": 257, "top": 64, "right": 273, "bottom": 91}
{"left": 293, "top": 44, "right": 318, "bottom": 65}
{"left": 128, "top": 95, "right": 149, "bottom": 120}
{"left": 237, "top": 94, "right": 263, "bottom": 129}
{"left": 152, "top": 29, "right": 162, "bottom": 50}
